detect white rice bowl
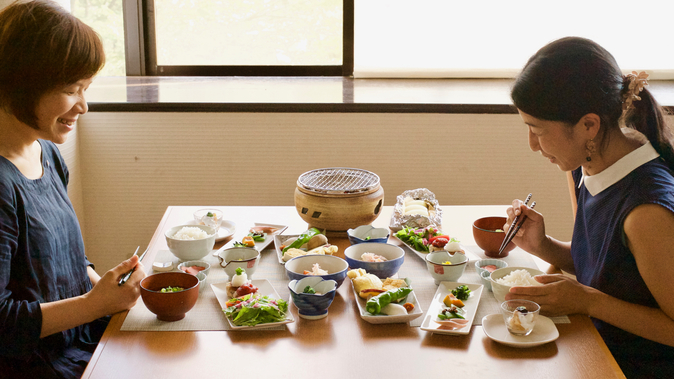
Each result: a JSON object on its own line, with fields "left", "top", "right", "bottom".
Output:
{"left": 165, "top": 224, "right": 216, "bottom": 261}
{"left": 490, "top": 267, "right": 545, "bottom": 303}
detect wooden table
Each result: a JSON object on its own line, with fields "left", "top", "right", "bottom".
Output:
{"left": 82, "top": 206, "right": 625, "bottom": 379}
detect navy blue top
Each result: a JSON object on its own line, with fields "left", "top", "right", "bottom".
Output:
{"left": 0, "top": 140, "right": 107, "bottom": 379}
{"left": 572, "top": 158, "right": 674, "bottom": 378}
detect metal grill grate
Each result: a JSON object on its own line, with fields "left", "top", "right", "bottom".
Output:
{"left": 297, "top": 168, "right": 380, "bottom": 195}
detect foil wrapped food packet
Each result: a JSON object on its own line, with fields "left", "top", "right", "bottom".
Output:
{"left": 389, "top": 188, "right": 443, "bottom": 231}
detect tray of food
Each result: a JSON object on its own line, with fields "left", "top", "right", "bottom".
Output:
{"left": 391, "top": 225, "right": 468, "bottom": 261}
{"left": 420, "top": 281, "right": 483, "bottom": 335}
{"left": 274, "top": 228, "right": 337, "bottom": 264}
{"left": 216, "top": 223, "right": 288, "bottom": 253}
{"left": 348, "top": 269, "right": 423, "bottom": 324}
{"left": 211, "top": 269, "right": 294, "bottom": 330}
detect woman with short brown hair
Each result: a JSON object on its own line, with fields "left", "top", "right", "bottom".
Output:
{"left": 0, "top": 1, "right": 144, "bottom": 377}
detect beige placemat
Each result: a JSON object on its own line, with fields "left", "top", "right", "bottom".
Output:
{"left": 120, "top": 249, "right": 289, "bottom": 331}
{"left": 121, "top": 245, "right": 569, "bottom": 331}
{"left": 400, "top": 245, "right": 570, "bottom": 327}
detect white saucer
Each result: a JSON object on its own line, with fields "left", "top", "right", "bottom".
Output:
{"left": 482, "top": 313, "right": 559, "bottom": 348}
{"left": 185, "top": 219, "right": 235, "bottom": 242}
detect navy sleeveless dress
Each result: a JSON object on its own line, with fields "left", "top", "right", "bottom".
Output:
{"left": 572, "top": 144, "right": 674, "bottom": 378}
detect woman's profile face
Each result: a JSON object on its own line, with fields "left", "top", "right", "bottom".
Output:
{"left": 33, "top": 77, "right": 93, "bottom": 144}
{"left": 519, "top": 110, "right": 588, "bottom": 172}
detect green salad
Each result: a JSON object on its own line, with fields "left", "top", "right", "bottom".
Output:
{"left": 395, "top": 225, "right": 442, "bottom": 252}
{"left": 224, "top": 294, "right": 288, "bottom": 326}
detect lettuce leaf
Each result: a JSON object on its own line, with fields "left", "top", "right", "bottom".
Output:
{"left": 224, "top": 294, "right": 289, "bottom": 326}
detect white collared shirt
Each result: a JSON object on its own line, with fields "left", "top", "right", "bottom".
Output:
{"left": 579, "top": 142, "right": 661, "bottom": 196}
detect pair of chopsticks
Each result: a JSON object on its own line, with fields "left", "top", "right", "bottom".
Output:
{"left": 118, "top": 246, "right": 149, "bottom": 286}
{"left": 498, "top": 194, "right": 536, "bottom": 256}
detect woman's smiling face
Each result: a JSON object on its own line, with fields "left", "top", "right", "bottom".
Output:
{"left": 33, "top": 77, "right": 92, "bottom": 144}
{"left": 518, "top": 110, "right": 588, "bottom": 172}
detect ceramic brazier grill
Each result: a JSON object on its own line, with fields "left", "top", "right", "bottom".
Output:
{"left": 294, "top": 168, "right": 385, "bottom": 231}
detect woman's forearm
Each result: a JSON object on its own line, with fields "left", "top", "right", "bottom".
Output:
{"left": 533, "top": 236, "right": 576, "bottom": 274}
{"left": 39, "top": 294, "right": 104, "bottom": 338}
{"left": 587, "top": 287, "right": 674, "bottom": 347}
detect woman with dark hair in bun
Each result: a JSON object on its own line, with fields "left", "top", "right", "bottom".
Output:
{"left": 0, "top": 1, "right": 145, "bottom": 377}
{"left": 505, "top": 37, "right": 674, "bottom": 378}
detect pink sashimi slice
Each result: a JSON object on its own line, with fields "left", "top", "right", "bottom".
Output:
{"left": 482, "top": 264, "right": 498, "bottom": 273}
{"left": 434, "top": 318, "right": 471, "bottom": 330}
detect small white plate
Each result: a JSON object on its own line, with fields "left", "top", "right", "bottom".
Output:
{"left": 420, "top": 281, "right": 483, "bottom": 335}
{"left": 351, "top": 281, "right": 423, "bottom": 324}
{"left": 186, "top": 219, "right": 236, "bottom": 242}
{"left": 482, "top": 313, "right": 559, "bottom": 348}
{"left": 211, "top": 279, "right": 294, "bottom": 330}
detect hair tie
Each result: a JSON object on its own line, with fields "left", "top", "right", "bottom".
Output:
{"left": 622, "top": 71, "right": 649, "bottom": 111}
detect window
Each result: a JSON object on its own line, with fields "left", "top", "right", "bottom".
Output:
{"left": 145, "top": 0, "right": 351, "bottom": 76}
{"left": 354, "top": 0, "right": 674, "bottom": 79}
{"left": 69, "top": 0, "right": 673, "bottom": 78}
{"left": 154, "top": 0, "right": 341, "bottom": 66}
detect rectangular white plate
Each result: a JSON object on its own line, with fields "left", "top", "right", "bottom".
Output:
{"left": 420, "top": 281, "right": 484, "bottom": 335}
{"left": 352, "top": 281, "right": 423, "bottom": 324}
{"left": 211, "top": 279, "right": 294, "bottom": 330}
{"left": 274, "top": 234, "right": 300, "bottom": 264}
{"left": 250, "top": 223, "right": 288, "bottom": 251}
{"left": 391, "top": 233, "right": 480, "bottom": 262}
{"left": 214, "top": 223, "right": 288, "bottom": 255}
{"left": 390, "top": 233, "right": 431, "bottom": 262}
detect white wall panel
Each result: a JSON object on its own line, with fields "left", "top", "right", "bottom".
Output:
{"left": 77, "top": 112, "right": 576, "bottom": 272}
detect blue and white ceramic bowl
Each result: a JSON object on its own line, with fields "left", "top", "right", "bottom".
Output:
{"left": 177, "top": 260, "right": 211, "bottom": 277}
{"left": 288, "top": 277, "right": 338, "bottom": 320}
{"left": 285, "top": 255, "right": 348, "bottom": 288}
{"left": 474, "top": 259, "right": 508, "bottom": 279}
{"left": 480, "top": 270, "right": 493, "bottom": 291}
{"left": 347, "top": 225, "right": 390, "bottom": 245}
{"left": 344, "top": 242, "right": 404, "bottom": 279}
{"left": 196, "top": 271, "right": 207, "bottom": 292}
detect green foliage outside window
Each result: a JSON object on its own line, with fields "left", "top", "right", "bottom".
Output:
{"left": 70, "top": 0, "right": 126, "bottom": 76}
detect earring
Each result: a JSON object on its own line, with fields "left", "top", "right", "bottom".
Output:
{"left": 586, "top": 139, "right": 596, "bottom": 162}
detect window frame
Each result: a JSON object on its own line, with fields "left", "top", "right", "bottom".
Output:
{"left": 123, "top": 0, "right": 353, "bottom": 76}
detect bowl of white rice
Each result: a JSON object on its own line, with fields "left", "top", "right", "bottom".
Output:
{"left": 490, "top": 267, "right": 545, "bottom": 303}
{"left": 165, "top": 224, "right": 216, "bottom": 261}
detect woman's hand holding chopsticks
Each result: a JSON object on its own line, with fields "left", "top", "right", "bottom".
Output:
{"left": 40, "top": 255, "right": 146, "bottom": 338}
{"left": 504, "top": 198, "right": 548, "bottom": 255}
{"left": 84, "top": 255, "right": 146, "bottom": 317}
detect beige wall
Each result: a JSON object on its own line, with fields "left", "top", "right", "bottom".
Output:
{"left": 56, "top": 124, "right": 86, "bottom": 240}
{"left": 69, "top": 112, "right": 576, "bottom": 273}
